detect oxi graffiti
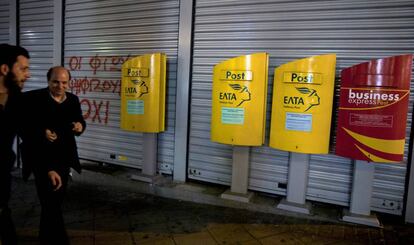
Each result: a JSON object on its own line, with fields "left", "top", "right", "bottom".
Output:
{"left": 68, "top": 54, "right": 131, "bottom": 125}
{"left": 80, "top": 99, "right": 110, "bottom": 125}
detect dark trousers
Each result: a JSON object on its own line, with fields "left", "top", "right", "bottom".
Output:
{"left": 34, "top": 169, "right": 69, "bottom": 245}
{"left": 0, "top": 160, "right": 17, "bottom": 245}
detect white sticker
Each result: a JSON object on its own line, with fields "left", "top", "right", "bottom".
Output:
{"left": 221, "top": 107, "right": 245, "bottom": 125}
{"left": 127, "top": 100, "right": 144, "bottom": 115}
{"left": 285, "top": 112, "right": 312, "bottom": 132}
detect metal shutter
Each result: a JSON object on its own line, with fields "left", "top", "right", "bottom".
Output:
{"left": 64, "top": 0, "right": 179, "bottom": 173}
{"left": 19, "top": 0, "right": 54, "bottom": 92}
{"left": 0, "top": 0, "right": 9, "bottom": 43}
{"left": 189, "top": 0, "right": 414, "bottom": 215}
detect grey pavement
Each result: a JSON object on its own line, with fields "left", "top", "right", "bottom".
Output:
{"left": 4, "top": 163, "right": 414, "bottom": 245}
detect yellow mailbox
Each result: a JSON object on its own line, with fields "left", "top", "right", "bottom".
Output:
{"left": 211, "top": 53, "right": 269, "bottom": 146}
{"left": 269, "top": 54, "right": 336, "bottom": 153}
{"left": 121, "top": 53, "right": 166, "bottom": 132}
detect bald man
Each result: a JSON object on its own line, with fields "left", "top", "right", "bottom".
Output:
{"left": 20, "top": 66, "right": 85, "bottom": 245}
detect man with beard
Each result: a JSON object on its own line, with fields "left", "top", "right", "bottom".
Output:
{"left": 0, "top": 43, "right": 30, "bottom": 245}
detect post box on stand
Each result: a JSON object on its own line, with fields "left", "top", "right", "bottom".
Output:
{"left": 120, "top": 53, "right": 167, "bottom": 183}
{"left": 337, "top": 55, "right": 412, "bottom": 227}
{"left": 269, "top": 54, "right": 337, "bottom": 154}
{"left": 211, "top": 53, "right": 269, "bottom": 203}
{"left": 120, "top": 53, "right": 167, "bottom": 133}
{"left": 336, "top": 55, "right": 413, "bottom": 163}
{"left": 211, "top": 53, "right": 269, "bottom": 146}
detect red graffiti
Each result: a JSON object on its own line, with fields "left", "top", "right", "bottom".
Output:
{"left": 69, "top": 56, "right": 82, "bottom": 71}
{"left": 80, "top": 99, "right": 109, "bottom": 125}
{"left": 67, "top": 55, "right": 131, "bottom": 74}
{"left": 69, "top": 77, "right": 121, "bottom": 95}
{"left": 110, "top": 56, "right": 122, "bottom": 71}
{"left": 89, "top": 54, "right": 101, "bottom": 75}
{"left": 81, "top": 99, "right": 91, "bottom": 119}
{"left": 67, "top": 54, "right": 131, "bottom": 127}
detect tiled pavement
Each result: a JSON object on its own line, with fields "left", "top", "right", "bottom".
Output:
{"left": 4, "top": 167, "right": 414, "bottom": 245}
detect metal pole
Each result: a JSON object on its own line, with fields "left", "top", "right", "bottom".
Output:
{"left": 277, "top": 152, "right": 311, "bottom": 214}
{"left": 142, "top": 133, "right": 158, "bottom": 176}
{"left": 342, "top": 160, "right": 381, "bottom": 227}
{"left": 221, "top": 146, "right": 253, "bottom": 202}
{"left": 173, "top": 0, "right": 194, "bottom": 182}
{"left": 130, "top": 133, "right": 159, "bottom": 183}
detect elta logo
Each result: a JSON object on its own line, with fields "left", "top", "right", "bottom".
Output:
{"left": 130, "top": 80, "right": 149, "bottom": 98}
{"left": 229, "top": 84, "right": 251, "bottom": 107}
{"left": 283, "top": 87, "right": 320, "bottom": 112}
{"left": 296, "top": 87, "right": 320, "bottom": 112}
{"left": 218, "top": 84, "right": 251, "bottom": 107}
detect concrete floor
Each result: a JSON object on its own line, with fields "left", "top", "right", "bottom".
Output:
{"left": 4, "top": 164, "right": 414, "bottom": 245}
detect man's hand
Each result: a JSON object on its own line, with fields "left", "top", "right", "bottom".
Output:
{"left": 72, "top": 122, "right": 83, "bottom": 133}
{"left": 45, "top": 129, "right": 57, "bottom": 142}
{"left": 48, "top": 171, "right": 62, "bottom": 191}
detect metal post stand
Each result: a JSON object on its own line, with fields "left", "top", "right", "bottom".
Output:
{"left": 405, "top": 152, "right": 414, "bottom": 223}
{"left": 277, "top": 152, "right": 311, "bottom": 214}
{"left": 130, "top": 133, "right": 161, "bottom": 183}
{"left": 221, "top": 146, "right": 254, "bottom": 202}
{"left": 342, "top": 160, "right": 381, "bottom": 227}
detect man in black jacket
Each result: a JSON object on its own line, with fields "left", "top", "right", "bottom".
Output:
{"left": 0, "top": 43, "right": 30, "bottom": 245}
{"left": 21, "top": 66, "right": 85, "bottom": 245}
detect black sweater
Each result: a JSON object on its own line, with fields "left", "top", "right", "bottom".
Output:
{"left": 20, "top": 88, "right": 86, "bottom": 180}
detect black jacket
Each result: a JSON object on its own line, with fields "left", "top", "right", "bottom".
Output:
{"left": 20, "top": 88, "right": 86, "bottom": 180}
{"left": 0, "top": 92, "right": 21, "bottom": 172}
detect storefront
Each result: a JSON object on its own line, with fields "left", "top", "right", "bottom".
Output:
{"left": 3, "top": 0, "right": 414, "bottom": 220}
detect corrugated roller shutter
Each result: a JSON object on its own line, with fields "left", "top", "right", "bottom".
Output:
{"left": 19, "top": 0, "right": 54, "bottom": 91}
{"left": 0, "top": 0, "right": 9, "bottom": 43}
{"left": 189, "top": 0, "right": 414, "bottom": 215}
{"left": 19, "top": 0, "right": 54, "bottom": 92}
{"left": 64, "top": 0, "right": 179, "bottom": 173}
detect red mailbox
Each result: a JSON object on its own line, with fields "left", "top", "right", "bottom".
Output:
{"left": 336, "top": 54, "right": 413, "bottom": 163}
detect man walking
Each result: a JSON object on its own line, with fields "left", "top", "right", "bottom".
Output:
{"left": 20, "top": 66, "right": 85, "bottom": 245}
{"left": 0, "top": 43, "right": 30, "bottom": 245}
